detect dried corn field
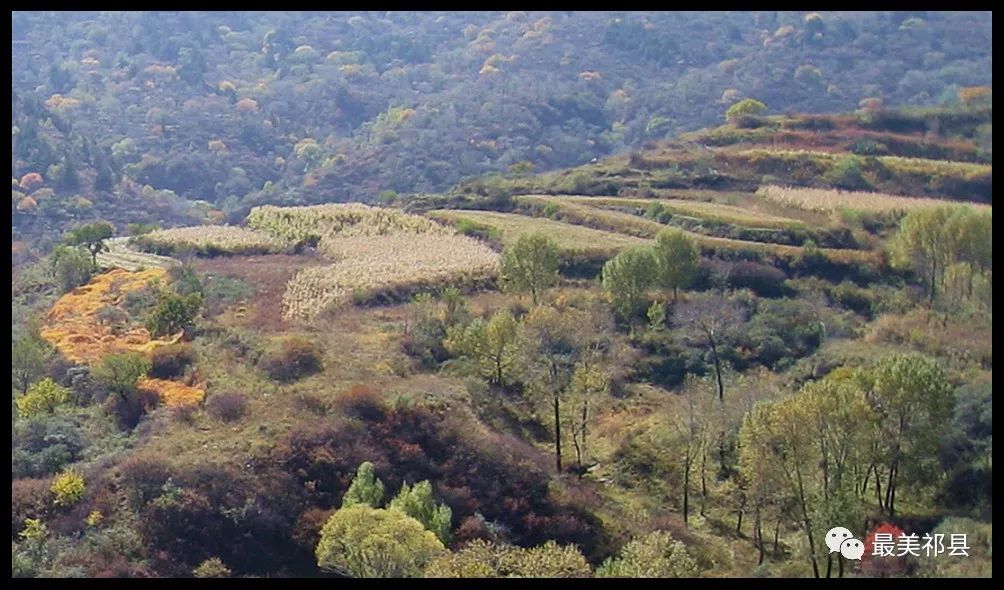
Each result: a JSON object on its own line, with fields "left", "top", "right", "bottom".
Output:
{"left": 246, "top": 203, "right": 451, "bottom": 244}
{"left": 132, "top": 225, "right": 288, "bottom": 256}
{"left": 755, "top": 185, "right": 992, "bottom": 215}
{"left": 282, "top": 233, "right": 500, "bottom": 320}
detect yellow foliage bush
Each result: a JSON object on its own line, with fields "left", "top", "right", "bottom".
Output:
{"left": 40, "top": 268, "right": 178, "bottom": 364}
{"left": 51, "top": 469, "right": 85, "bottom": 507}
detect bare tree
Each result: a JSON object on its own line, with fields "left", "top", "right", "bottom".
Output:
{"left": 674, "top": 295, "right": 745, "bottom": 403}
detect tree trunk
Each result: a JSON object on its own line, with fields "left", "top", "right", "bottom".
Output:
{"left": 874, "top": 464, "right": 884, "bottom": 511}
{"left": 709, "top": 337, "right": 725, "bottom": 402}
{"left": 553, "top": 395, "right": 562, "bottom": 473}
{"left": 700, "top": 447, "right": 708, "bottom": 517}
{"left": 826, "top": 554, "right": 832, "bottom": 578}
{"left": 795, "top": 465, "right": 820, "bottom": 578}
{"left": 580, "top": 399, "right": 588, "bottom": 464}
{"left": 773, "top": 518, "right": 781, "bottom": 553}
{"left": 755, "top": 508, "right": 765, "bottom": 565}
{"left": 888, "top": 461, "right": 898, "bottom": 518}
{"left": 683, "top": 455, "right": 691, "bottom": 526}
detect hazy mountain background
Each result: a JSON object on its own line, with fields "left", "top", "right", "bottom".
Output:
{"left": 11, "top": 11, "right": 992, "bottom": 245}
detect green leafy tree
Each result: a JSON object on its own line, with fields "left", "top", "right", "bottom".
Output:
{"left": 50, "top": 245, "right": 94, "bottom": 293}
{"left": 596, "top": 531, "right": 699, "bottom": 577}
{"left": 16, "top": 378, "right": 70, "bottom": 418}
{"left": 725, "top": 98, "right": 767, "bottom": 122}
{"left": 12, "top": 325, "right": 52, "bottom": 395}
{"left": 567, "top": 362, "right": 608, "bottom": 469}
{"left": 892, "top": 206, "right": 992, "bottom": 305}
{"left": 315, "top": 504, "right": 445, "bottom": 577}
{"left": 652, "top": 229, "right": 699, "bottom": 301}
{"left": 93, "top": 351, "right": 151, "bottom": 400}
{"left": 601, "top": 245, "right": 656, "bottom": 322}
{"left": 500, "top": 232, "right": 560, "bottom": 305}
{"left": 341, "top": 461, "right": 385, "bottom": 507}
{"left": 389, "top": 480, "right": 453, "bottom": 544}
{"left": 145, "top": 288, "right": 203, "bottom": 338}
{"left": 65, "top": 221, "right": 114, "bottom": 268}
{"left": 445, "top": 308, "right": 519, "bottom": 386}
{"left": 857, "top": 353, "right": 953, "bottom": 518}
{"left": 518, "top": 306, "right": 606, "bottom": 473}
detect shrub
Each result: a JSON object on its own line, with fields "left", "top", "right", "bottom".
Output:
{"left": 149, "top": 343, "right": 195, "bottom": 379}
{"left": 145, "top": 289, "right": 203, "bottom": 338}
{"left": 12, "top": 478, "right": 55, "bottom": 534}
{"left": 12, "top": 416, "right": 84, "bottom": 478}
{"left": 51, "top": 469, "right": 86, "bottom": 507}
{"left": 333, "top": 384, "right": 387, "bottom": 422}
{"left": 206, "top": 391, "right": 249, "bottom": 423}
{"left": 259, "top": 337, "right": 323, "bottom": 382}
{"left": 725, "top": 98, "right": 767, "bottom": 122}
{"left": 50, "top": 245, "right": 94, "bottom": 293}
{"left": 193, "top": 557, "right": 231, "bottom": 578}
{"left": 16, "top": 378, "right": 71, "bottom": 418}
{"left": 93, "top": 352, "right": 151, "bottom": 399}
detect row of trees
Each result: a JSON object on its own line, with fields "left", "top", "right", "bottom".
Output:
{"left": 738, "top": 353, "right": 954, "bottom": 577}
{"left": 315, "top": 461, "right": 700, "bottom": 578}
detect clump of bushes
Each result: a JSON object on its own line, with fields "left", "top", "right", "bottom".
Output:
{"left": 259, "top": 337, "right": 324, "bottom": 382}
{"left": 206, "top": 391, "right": 249, "bottom": 423}
{"left": 149, "top": 343, "right": 195, "bottom": 379}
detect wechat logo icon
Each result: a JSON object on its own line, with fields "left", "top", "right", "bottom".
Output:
{"left": 826, "top": 526, "right": 864, "bottom": 560}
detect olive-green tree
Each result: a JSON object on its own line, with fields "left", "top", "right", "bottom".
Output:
{"left": 65, "top": 221, "right": 114, "bottom": 268}
{"left": 315, "top": 504, "right": 445, "bottom": 577}
{"left": 601, "top": 245, "right": 656, "bottom": 323}
{"left": 500, "top": 232, "right": 560, "bottom": 305}
{"left": 388, "top": 480, "right": 453, "bottom": 544}
{"left": 652, "top": 229, "right": 699, "bottom": 302}
{"left": 341, "top": 461, "right": 385, "bottom": 508}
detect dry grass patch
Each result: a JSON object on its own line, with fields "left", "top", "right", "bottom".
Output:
{"left": 40, "top": 268, "right": 180, "bottom": 364}
{"left": 428, "top": 209, "right": 648, "bottom": 257}
{"left": 548, "top": 195, "right": 805, "bottom": 229}
{"left": 756, "top": 185, "right": 992, "bottom": 215}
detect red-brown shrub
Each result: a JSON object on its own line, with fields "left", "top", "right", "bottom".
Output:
{"left": 206, "top": 391, "right": 249, "bottom": 423}
{"left": 149, "top": 343, "right": 195, "bottom": 379}
{"left": 259, "top": 337, "right": 323, "bottom": 382}
{"left": 333, "top": 383, "right": 386, "bottom": 422}
{"left": 12, "top": 477, "right": 54, "bottom": 536}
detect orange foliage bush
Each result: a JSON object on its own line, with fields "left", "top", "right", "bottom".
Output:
{"left": 138, "top": 377, "right": 206, "bottom": 407}
{"left": 40, "top": 268, "right": 179, "bottom": 364}
{"left": 19, "top": 172, "right": 44, "bottom": 192}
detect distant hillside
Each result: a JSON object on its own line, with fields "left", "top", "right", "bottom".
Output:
{"left": 432, "top": 102, "right": 992, "bottom": 212}
{"left": 11, "top": 11, "right": 993, "bottom": 247}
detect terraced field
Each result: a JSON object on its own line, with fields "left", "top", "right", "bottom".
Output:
{"left": 428, "top": 209, "right": 648, "bottom": 259}
{"left": 432, "top": 204, "right": 878, "bottom": 266}
{"left": 96, "top": 237, "right": 178, "bottom": 271}
{"left": 755, "top": 185, "right": 994, "bottom": 215}
{"left": 552, "top": 196, "right": 807, "bottom": 229}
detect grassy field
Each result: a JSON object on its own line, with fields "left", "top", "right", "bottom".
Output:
{"left": 97, "top": 237, "right": 178, "bottom": 271}
{"left": 428, "top": 209, "right": 649, "bottom": 257}
{"left": 539, "top": 195, "right": 807, "bottom": 230}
